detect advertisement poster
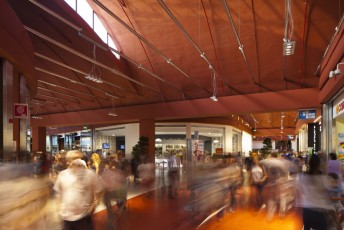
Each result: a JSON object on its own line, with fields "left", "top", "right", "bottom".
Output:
{"left": 338, "top": 133, "right": 344, "bottom": 156}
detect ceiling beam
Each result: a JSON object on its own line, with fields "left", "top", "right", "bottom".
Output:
{"left": 31, "top": 88, "right": 320, "bottom": 127}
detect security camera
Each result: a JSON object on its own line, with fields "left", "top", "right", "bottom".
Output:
{"left": 329, "top": 62, "right": 343, "bottom": 78}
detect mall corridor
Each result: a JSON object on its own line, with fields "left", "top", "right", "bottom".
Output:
{"left": 1, "top": 1, "right": 343, "bottom": 229}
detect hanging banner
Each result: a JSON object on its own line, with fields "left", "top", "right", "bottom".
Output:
{"left": 13, "top": 103, "right": 28, "bottom": 118}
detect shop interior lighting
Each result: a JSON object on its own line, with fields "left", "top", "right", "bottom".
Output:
{"left": 329, "top": 62, "right": 343, "bottom": 78}
{"left": 85, "top": 44, "right": 103, "bottom": 83}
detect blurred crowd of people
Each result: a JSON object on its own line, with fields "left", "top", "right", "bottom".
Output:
{"left": 3, "top": 148, "right": 344, "bottom": 230}
{"left": 185, "top": 150, "right": 344, "bottom": 230}
{"left": 1, "top": 149, "right": 156, "bottom": 230}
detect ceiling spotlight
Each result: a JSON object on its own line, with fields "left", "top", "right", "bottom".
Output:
{"left": 210, "top": 95, "right": 218, "bottom": 102}
{"left": 283, "top": 40, "right": 295, "bottom": 56}
{"left": 108, "top": 112, "right": 117, "bottom": 117}
{"left": 253, "top": 129, "right": 256, "bottom": 132}
{"left": 31, "top": 115, "right": 43, "bottom": 119}
{"left": 329, "top": 62, "right": 343, "bottom": 78}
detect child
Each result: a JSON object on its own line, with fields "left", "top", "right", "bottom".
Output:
{"left": 327, "top": 172, "right": 344, "bottom": 229}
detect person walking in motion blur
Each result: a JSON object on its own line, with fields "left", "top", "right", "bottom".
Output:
{"left": 53, "top": 150, "right": 103, "bottom": 230}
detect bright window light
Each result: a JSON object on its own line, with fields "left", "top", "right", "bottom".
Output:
{"left": 93, "top": 13, "right": 108, "bottom": 42}
{"left": 108, "top": 35, "right": 120, "bottom": 59}
{"left": 65, "top": 0, "right": 120, "bottom": 60}
{"left": 64, "top": 0, "right": 76, "bottom": 10}
{"left": 76, "top": 0, "right": 93, "bottom": 28}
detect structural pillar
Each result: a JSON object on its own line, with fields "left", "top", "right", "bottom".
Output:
{"left": 2, "top": 60, "right": 14, "bottom": 160}
{"left": 31, "top": 125, "right": 46, "bottom": 153}
{"left": 139, "top": 119, "right": 155, "bottom": 163}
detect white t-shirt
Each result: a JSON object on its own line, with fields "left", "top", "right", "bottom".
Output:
{"left": 251, "top": 165, "right": 263, "bottom": 183}
{"left": 53, "top": 167, "right": 103, "bottom": 221}
{"left": 297, "top": 174, "right": 332, "bottom": 210}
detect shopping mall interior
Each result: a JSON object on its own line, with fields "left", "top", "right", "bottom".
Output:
{"left": 1, "top": 0, "right": 344, "bottom": 229}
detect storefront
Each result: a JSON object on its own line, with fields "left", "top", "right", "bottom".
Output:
{"left": 323, "top": 89, "right": 344, "bottom": 161}
{"left": 332, "top": 90, "right": 344, "bottom": 160}
{"left": 46, "top": 130, "right": 92, "bottom": 154}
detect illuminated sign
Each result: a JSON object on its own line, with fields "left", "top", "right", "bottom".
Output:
{"left": 298, "top": 109, "right": 316, "bottom": 120}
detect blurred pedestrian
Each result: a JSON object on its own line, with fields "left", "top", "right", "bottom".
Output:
{"left": 54, "top": 150, "right": 103, "bottom": 230}
{"left": 298, "top": 154, "right": 332, "bottom": 230}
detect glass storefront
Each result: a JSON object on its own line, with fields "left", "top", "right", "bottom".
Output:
{"left": 332, "top": 90, "right": 344, "bottom": 161}
{"left": 323, "top": 89, "right": 344, "bottom": 161}
{"left": 47, "top": 130, "right": 92, "bottom": 154}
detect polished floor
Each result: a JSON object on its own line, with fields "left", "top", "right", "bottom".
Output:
{"left": 47, "top": 167, "right": 303, "bottom": 230}
{"left": 92, "top": 187, "right": 303, "bottom": 230}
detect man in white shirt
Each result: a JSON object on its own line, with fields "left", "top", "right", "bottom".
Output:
{"left": 54, "top": 150, "right": 103, "bottom": 230}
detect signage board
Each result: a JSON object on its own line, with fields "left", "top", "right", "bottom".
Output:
{"left": 13, "top": 103, "right": 28, "bottom": 118}
{"left": 298, "top": 109, "right": 316, "bottom": 120}
{"left": 333, "top": 97, "right": 344, "bottom": 119}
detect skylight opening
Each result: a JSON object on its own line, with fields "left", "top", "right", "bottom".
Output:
{"left": 64, "top": 0, "right": 120, "bottom": 60}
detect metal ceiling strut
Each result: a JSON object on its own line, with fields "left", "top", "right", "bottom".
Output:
{"left": 92, "top": 0, "right": 211, "bottom": 95}
{"left": 222, "top": 0, "right": 260, "bottom": 87}
{"left": 158, "top": 0, "right": 219, "bottom": 98}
